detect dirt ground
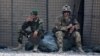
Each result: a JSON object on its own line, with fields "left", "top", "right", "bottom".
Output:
{"left": 0, "top": 49, "right": 100, "bottom": 56}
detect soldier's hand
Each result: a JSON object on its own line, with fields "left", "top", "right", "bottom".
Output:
{"left": 26, "top": 16, "right": 33, "bottom": 22}
{"left": 69, "top": 26, "right": 75, "bottom": 33}
{"left": 66, "top": 24, "right": 73, "bottom": 29}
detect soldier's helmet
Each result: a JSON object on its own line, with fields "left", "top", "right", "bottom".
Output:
{"left": 62, "top": 4, "right": 71, "bottom": 12}
{"left": 31, "top": 10, "right": 38, "bottom": 16}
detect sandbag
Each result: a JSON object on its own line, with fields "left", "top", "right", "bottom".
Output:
{"left": 63, "top": 33, "right": 77, "bottom": 51}
{"left": 25, "top": 41, "right": 34, "bottom": 51}
{"left": 93, "top": 46, "right": 100, "bottom": 53}
{"left": 38, "top": 33, "right": 58, "bottom": 52}
{"left": 63, "top": 38, "right": 74, "bottom": 51}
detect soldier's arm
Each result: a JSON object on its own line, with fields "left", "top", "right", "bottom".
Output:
{"left": 21, "top": 16, "right": 31, "bottom": 32}
{"left": 60, "top": 24, "right": 73, "bottom": 31}
{"left": 55, "top": 17, "right": 62, "bottom": 30}
{"left": 33, "top": 19, "right": 43, "bottom": 37}
{"left": 22, "top": 22, "right": 29, "bottom": 30}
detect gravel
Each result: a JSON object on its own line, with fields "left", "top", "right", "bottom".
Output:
{"left": 0, "top": 48, "right": 99, "bottom": 56}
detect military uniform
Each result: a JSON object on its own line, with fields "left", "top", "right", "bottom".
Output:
{"left": 54, "top": 5, "right": 84, "bottom": 53}
{"left": 13, "top": 11, "right": 44, "bottom": 52}
{"left": 18, "top": 18, "right": 43, "bottom": 44}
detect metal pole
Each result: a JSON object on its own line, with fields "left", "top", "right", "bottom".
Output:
{"left": 11, "top": 0, "right": 13, "bottom": 46}
{"left": 90, "top": 0, "right": 94, "bottom": 46}
{"left": 46, "top": 0, "right": 49, "bottom": 32}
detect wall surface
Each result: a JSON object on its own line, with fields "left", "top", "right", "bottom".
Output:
{"left": 0, "top": 0, "right": 100, "bottom": 47}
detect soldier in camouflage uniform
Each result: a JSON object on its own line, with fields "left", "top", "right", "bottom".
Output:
{"left": 13, "top": 10, "right": 44, "bottom": 52}
{"left": 53, "top": 5, "right": 84, "bottom": 53}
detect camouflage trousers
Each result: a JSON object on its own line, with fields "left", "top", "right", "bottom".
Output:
{"left": 55, "top": 30, "right": 84, "bottom": 52}
{"left": 18, "top": 30, "right": 43, "bottom": 45}
{"left": 15, "top": 30, "right": 44, "bottom": 51}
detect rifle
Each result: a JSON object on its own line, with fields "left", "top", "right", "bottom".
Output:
{"left": 71, "top": 0, "right": 81, "bottom": 25}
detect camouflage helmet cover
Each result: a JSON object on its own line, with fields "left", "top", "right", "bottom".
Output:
{"left": 62, "top": 4, "right": 71, "bottom": 12}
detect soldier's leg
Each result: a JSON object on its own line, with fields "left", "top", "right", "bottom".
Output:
{"left": 18, "top": 32, "right": 24, "bottom": 44}
{"left": 33, "top": 45, "right": 39, "bottom": 52}
{"left": 12, "top": 31, "right": 24, "bottom": 50}
{"left": 73, "top": 31, "right": 84, "bottom": 53}
{"left": 32, "top": 31, "right": 43, "bottom": 52}
{"left": 55, "top": 31, "right": 64, "bottom": 52}
{"left": 13, "top": 22, "right": 29, "bottom": 50}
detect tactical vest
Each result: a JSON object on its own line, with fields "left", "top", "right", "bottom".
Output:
{"left": 60, "top": 16, "right": 71, "bottom": 26}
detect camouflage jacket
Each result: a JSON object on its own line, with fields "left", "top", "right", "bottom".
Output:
{"left": 55, "top": 16, "right": 79, "bottom": 31}
{"left": 21, "top": 18, "right": 43, "bottom": 32}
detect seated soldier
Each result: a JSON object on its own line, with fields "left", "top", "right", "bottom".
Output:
{"left": 13, "top": 10, "right": 44, "bottom": 52}
{"left": 53, "top": 5, "right": 84, "bottom": 53}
